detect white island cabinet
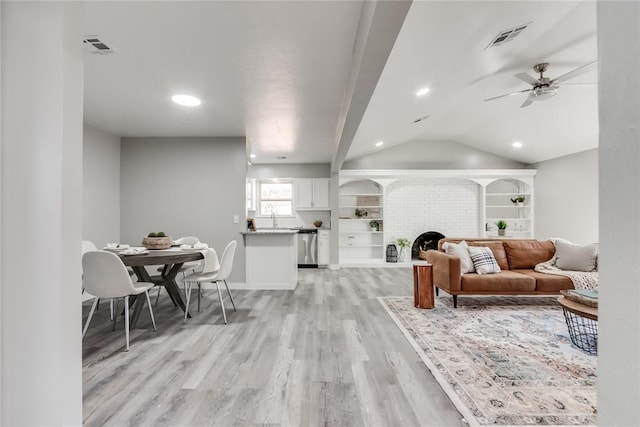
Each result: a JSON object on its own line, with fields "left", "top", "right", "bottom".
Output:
{"left": 241, "top": 230, "right": 299, "bottom": 290}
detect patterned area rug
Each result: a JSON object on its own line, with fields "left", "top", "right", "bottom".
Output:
{"left": 380, "top": 296, "right": 597, "bottom": 426}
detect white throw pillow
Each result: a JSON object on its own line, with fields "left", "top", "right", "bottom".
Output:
{"left": 443, "top": 240, "right": 475, "bottom": 273}
{"left": 554, "top": 239, "right": 598, "bottom": 272}
{"left": 468, "top": 246, "right": 501, "bottom": 275}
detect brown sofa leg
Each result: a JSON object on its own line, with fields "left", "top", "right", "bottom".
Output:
{"left": 453, "top": 295, "right": 458, "bottom": 308}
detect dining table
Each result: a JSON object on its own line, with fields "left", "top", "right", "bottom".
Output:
{"left": 119, "top": 248, "right": 204, "bottom": 327}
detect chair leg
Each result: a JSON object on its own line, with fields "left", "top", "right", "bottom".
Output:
{"left": 223, "top": 280, "right": 236, "bottom": 312}
{"left": 82, "top": 298, "right": 99, "bottom": 338}
{"left": 110, "top": 298, "right": 114, "bottom": 321}
{"left": 112, "top": 298, "right": 119, "bottom": 331}
{"left": 216, "top": 281, "right": 227, "bottom": 324}
{"left": 184, "top": 282, "right": 192, "bottom": 323}
{"left": 124, "top": 296, "right": 130, "bottom": 351}
{"left": 154, "top": 286, "right": 162, "bottom": 306}
{"left": 144, "top": 290, "right": 157, "bottom": 331}
{"left": 197, "top": 282, "right": 201, "bottom": 312}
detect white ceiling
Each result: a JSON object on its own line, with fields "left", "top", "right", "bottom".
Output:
{"left": 83, "top": 1, "right": 598, "bottom": 166}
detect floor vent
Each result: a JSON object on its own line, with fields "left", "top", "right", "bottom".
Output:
{"left": 83, "top": 36, "right": 118, "bottom": 55}
{"left": 485, "top": 22, "right": 531, "bottom": 49}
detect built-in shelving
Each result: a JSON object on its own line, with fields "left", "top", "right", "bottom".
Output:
{"left": 485, "top": 180, "right": 533, "bottom": 238}
{"left": 339, "top": 180, "right": 384, "bottom": 264}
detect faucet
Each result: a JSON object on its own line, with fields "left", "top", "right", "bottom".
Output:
{"left": 271, "top": 212, "right": 278, "bottom": 228}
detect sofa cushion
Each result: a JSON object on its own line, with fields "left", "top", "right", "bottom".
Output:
{"left": 503, "top": 240, "right": 555, "bottom": 269}
{"left": 443, "top": 240, "right": 475, "bottom": 273}
{"left": 468, "top": 246, "right": 501, "bottom": 274}
{"left": 461, "top": 271, "right": 536, "bottom": 292}
{"left": 468, "top": 241, "right": 509, "bottom": 270}
{"left": 512, "top": 269, "right": 574, "bottom": 292}
{"left": 554, "top": 239, "right": 598, "bottom": 272}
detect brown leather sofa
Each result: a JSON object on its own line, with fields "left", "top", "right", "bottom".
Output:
{"left": 422, "top": 238, "right": 574, "bottom": 307}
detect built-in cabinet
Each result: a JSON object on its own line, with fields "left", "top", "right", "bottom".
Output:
{"left": 339, "top": 180, "right": 385, "bottom": 264}
{"left": 294, "top": 178, "right": 330, "bottom": 210}
{"left": 484, "top": 179, "right": 533, "bottom": 238}
{"left": 317, "top": 229, "right": 330, "bottom": 266}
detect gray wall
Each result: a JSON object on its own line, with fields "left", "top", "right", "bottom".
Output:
{"left": 533, "top": 149, "right": 598, "bottom": 244}
{"left": 343, "top": 139, "right": 528, "bottom": 170}
{"left": 248, "top": 163, "right": 330, "bottom": 179}
{"left": 121, "top": 137, "right": 247, "bottom": 283}
{"left": 82, "top": 124, "right": 121, "bottom": 248}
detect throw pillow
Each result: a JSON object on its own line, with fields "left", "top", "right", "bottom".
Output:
{"left": 554, "top": 239, "right": 598, "bottom": 272}
{"left": 468, "top": 246, "right": 501, "bottom": 275}
{"left": 443, "top": 240, "right": 475, "bottom": 273}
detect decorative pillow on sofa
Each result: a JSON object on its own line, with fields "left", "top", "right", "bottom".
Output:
{"left": 468, "top": 241, "right": 509, "bottom": 270}
{"left": 554, "top": 239, "right": 598, "bottom": 272}
{"left": 468, "top": 246, "right": 501, "bottom": 274}
{"left": 443, "top": 240, "right": 475, "bottom": 273}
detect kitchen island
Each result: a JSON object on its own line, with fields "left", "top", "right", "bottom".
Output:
{"left": 241, "top": 229, "right": 299, "bottom": 290}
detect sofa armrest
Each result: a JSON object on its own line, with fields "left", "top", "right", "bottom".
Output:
{"left": 424, "top": 249, "right": 462, "bottom": 292}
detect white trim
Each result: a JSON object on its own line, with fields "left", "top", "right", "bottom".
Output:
{"left": 340, "top": 169, "right": 537, "bottom": 179}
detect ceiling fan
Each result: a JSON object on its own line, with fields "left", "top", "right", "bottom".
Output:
{"left": 484, "top": 61, "right": 597, "bottom": 108}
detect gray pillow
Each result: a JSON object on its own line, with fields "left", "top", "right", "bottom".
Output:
{"left": 554, "top": 240, "right": 598, "bottom": 272}
{"left": 443, "top": 240, "right": 475, "bottom": 273}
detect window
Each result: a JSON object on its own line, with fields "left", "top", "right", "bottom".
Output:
{"left": 258, "top": 180, "right": 293, "bottom": 216}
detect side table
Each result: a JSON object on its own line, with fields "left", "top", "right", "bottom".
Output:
{"left": 413, "top": 262, "right": 434, "bottom": 309}
{"left": 558, "top": 296, "right": 598, "bottom": 355}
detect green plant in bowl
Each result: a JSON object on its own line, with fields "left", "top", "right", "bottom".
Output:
{"left": 495, "top": 220, "right": 508, "bottom": 230}
{"left": 147, "top": 232, "right": 158, "bottom": 237}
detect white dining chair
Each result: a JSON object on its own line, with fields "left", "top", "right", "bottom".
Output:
{"left": 82, "top": 251, "right": 157, "bottom": 351}
{"left": 183, "top": 240, "right": 237, "bottom": 324}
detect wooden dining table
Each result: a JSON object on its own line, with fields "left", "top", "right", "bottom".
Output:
{"left": 119, "top": 248, "right": 204, "bottom": 327}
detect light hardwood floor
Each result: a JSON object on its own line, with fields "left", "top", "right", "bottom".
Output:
{"left": 83, "top": 267, "right": 465, "bottom": 426}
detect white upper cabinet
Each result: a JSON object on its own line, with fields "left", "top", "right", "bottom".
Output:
{"left": 294, "top": 178, "right": 330, "bottom": 210}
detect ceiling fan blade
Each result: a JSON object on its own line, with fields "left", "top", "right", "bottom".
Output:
{"left": 551, "top": 60, "right": 597, "bottom": 84}
{"left": 520, "top": 96, "right": 534, "bottom": 108}
{"left": 484, "top": 88, "right": 533, "bottom": 102}
{"left": 515, "top": 72, "right": 540, "bottom": 86}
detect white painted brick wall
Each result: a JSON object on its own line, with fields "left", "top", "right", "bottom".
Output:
{"left": 384, "top": 178, "right": 481, "bottom": 248}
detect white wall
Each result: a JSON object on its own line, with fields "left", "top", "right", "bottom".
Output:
{"left": 533, "top": 149, "right": 598, "bottom": 243}
{"left": 384, "top": 178, "right": 481, "bottom": 248}
{"left": 83, "top": 123, "right": 121, "bottom": 248}
{"left": 598, "top": 2, "right": 640, "bottom": 424}
{"left": 120, "top": 137, "right": 247, "bottom": 283}
{"left": 1, "top": 2, "right": 83, "bottom": 424}
{"left": 343, "top": 139, "right": 528, "bottom": 170}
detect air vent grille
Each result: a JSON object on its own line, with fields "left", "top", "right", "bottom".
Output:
{"left": 83, "top": 36, "right": 118, "bottom": 55}
{"left": 485, "top": 22, "right": 531, "bottom": 49}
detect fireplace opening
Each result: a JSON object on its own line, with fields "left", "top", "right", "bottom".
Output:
{"left": 412, "top": 231, "right": 445, "bottom": 260}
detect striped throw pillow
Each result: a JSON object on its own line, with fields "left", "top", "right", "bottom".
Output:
{"left": 468, "top": 246, "right": 501, "bottom": 275}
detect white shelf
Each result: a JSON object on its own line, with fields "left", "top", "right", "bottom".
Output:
{"left": 340, "top": 205, "right": 382, "bottom": 208}
{"left": 340, "top": 218, "right": 384, "bottom": 221}
{"left": 486, "top": 205, "right": 531, "bottom": 208}
{"left": 339, "top": 231, "right": 383, "bottom": 234}
{"left": 487, "top": 217, "right": 531, "bottom": 220}
{"left": 340, "top": 193, "right": 382, "bottom": 196}
{"left": 485, "top": 179, "right": 533, "bottom": 239}
{"left": 486, "top": 192, "right": 531, "bottom": 196}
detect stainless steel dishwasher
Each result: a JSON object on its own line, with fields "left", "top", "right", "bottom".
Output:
{"left": 297, "top": 228, "right": 318, "bottom": 268}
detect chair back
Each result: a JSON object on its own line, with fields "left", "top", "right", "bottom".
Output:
{"left": 216, "top": 240, "right": 237, "bottom": 281}
{"left": 201, "top": 248, "right": 220, "bottom": 274}
{"left": 175, "top": 236, "right": 200, "bottom": 246}
{"left": 82, "top": 251, "right": 136, "bottom": 299}
{"left": 82, "top": 240, "right": 98, "bottom": 254}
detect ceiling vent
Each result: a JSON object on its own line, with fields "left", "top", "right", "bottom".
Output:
{"left": 83, "top": 36, "right": 118, "bottom": 55}
{"left": 485, "top": 22, "right": 531, "bottom": 49}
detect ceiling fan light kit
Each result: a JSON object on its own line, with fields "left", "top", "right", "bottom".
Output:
{"left": 485, "top": 61, "right": 597, "bottom": 108}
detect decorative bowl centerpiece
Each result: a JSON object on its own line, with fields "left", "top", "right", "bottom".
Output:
{"left": 313, "top": 220, "right": 323, "bottom": 228}
{"left": 142, "top": 231, "right": 172, "bottom": 250}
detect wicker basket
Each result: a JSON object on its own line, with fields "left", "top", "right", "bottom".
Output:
{"left": 141, "top": 236, "right": 173, "bottom": 250}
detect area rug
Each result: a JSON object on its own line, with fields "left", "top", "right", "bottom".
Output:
{"left": 379, "top": 296, "right": 597, "bottom": 426}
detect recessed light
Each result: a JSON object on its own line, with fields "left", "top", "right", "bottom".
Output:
{"left": 416, "top": 87, "right": 431, "bottom": 97}
{"left": 171, "top": 94, "right": 201, "bottom": 106}
{"left": 250, "top": 154, "right": 257, "bottom": 159}
{"left": 375, "top": 141, "right": 384, "bottom": 147}
{"left": 512, "top": 141, "right": 523, "bottom": 148}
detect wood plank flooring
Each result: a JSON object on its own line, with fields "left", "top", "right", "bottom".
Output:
{"left": 82, "top": 267, "right": 465, "bottom": 426}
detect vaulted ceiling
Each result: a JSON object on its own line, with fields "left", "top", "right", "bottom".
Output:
{"left": 83, "top": 1, "right": 597, "bottom": 167}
